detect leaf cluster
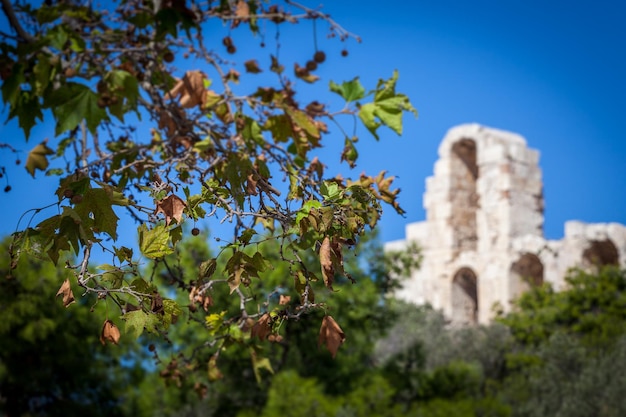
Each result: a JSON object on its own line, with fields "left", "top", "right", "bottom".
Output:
{"left": 2, "top": 0, "right": 417, "bottom": 364}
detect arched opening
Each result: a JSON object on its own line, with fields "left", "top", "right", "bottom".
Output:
{"left": 510, "top": 253, "right": 544, "bottom": 301}
{"left": 582, "top": 239, "right": 619, "bottom": 269}
{"left": 450, "top": 139, "right": 478, "bottom": 252}
{"left": 451, "top": 267, "right": 478, "bottom": 325}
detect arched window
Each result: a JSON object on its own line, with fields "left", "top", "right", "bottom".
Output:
{"left": 582, "top": 239, "right": 619, "bottom": 269}
{"left": 510, "top": 253, "right": 544, "bottom": 301}
{"left": 451, "top": 267, "right": 478, "bottom": 325}
{"left": 450, "top": 139, "right": 478, "bottom": 252}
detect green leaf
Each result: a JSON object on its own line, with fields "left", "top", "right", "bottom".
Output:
{"left": 33, "top": 54, "right": 55, "bottom": 95}
{"left": 341, "top": 137, "right": 359, "bottom": 168}
{"left": 162, "top": 299, "right": 182, "bottom": 328}
{"left": 25, "top": 141, "right": 55, "bottom": 177}
{"left": 98, "top": 264, "right": 124, "bottom": 289}
{"left": 48, "top": 82, "right": 108, "bottom": 135}
{"left": 251, "top": 351, "right": 274, "bottom": 383}
{"left": 1, "top": 63, "right": 25, "bottom": 106}
{"left": 358, "top": 70, "right": 417, "bottom": 140}
{"left": 74, "top": 187, "right": 120, "bottom": 240}
{"left": 241, "top": 116, "right": 264, "bottom": 145}
{"left": 105, "top": 70, "right": 140, "bottom": 121}
{"left": 170, "top": 225, "right": 183, "bottom": 246}
{"left": 329, "top": 77, "right": 365, "bottom": 102}
{"left": 123, "top": 310, "right": 159, "bottom": 338}
{"left": 320, "top": 181, "right": 340, "bottom": 200}
{"left": 265, "top": 115, "right": 292, "bottom": 143}
{"left": 199, "top": 258, "right": 217, "bottom": 280}
{"left": 239, "top": 228, "right": 257, "bottom": 245}
{"left": 114, "top": 246, "right": 134, "bottom": 263}
{"left": 138, "top": 224, "right": 173, "bottom": 259}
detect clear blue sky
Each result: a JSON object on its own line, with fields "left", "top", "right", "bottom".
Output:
{"left": 1, "top": 0, "right": 625, "bottom": 246}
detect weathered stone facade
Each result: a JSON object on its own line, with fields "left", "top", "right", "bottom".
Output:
{"left": 387, "top": 124, "right": 626, "bottom": 325}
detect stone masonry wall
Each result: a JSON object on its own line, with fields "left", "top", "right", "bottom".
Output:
{"left": 388, "top": 124, "right": 626, "bottom": 324}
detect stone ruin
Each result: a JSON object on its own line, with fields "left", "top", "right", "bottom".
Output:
{"left": 386, "top": 124, "right": 626, "bottom": 325}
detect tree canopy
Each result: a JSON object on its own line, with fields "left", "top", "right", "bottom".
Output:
{"left": 0, "top": 0, "right": 416, "bottom": 363}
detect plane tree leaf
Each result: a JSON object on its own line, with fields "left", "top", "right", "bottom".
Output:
{"left": 25, "top": 141, "right": 54, "bottom": 177}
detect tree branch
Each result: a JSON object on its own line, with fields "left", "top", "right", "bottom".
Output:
{"left": 0, "top": 0, "right": 34, "bottom": 42}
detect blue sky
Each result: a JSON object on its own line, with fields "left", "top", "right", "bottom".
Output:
{"left": 1, "top": 0, "right": 625, "bottom": 247}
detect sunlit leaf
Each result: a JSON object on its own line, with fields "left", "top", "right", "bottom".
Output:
{"left": 25, "top": 141, "right": 54, "bottom": 178}
{"left": 100, "top": 319, "right": 121, "bottom": 345}
{"left": 138, "top": 224, "right": 173, "bottom": 259}
{"left": 55, "top": 278, "right": 75, "bottom": 308}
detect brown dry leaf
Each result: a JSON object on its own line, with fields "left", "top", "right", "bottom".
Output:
{"left": 244, "top": 59, "right": 262, "bottom": 74}
{"left": 320, "top": 236, "right": 334, "bottom": 290}
{"left": 228, "top": 267, "right": 242, "bottom": 294}
{"left": 278, "top": 294, "right": 291, "bottom": 305}
{"left": 55, "top": 278, "right": 75, "bottom": 308}
{"left": 330, "top": 237, "right": 345, "bottom": 276}
{"left": 194, "top": 382, "right": 208, "bottom": 400}
{"left": 189, "top": 286, "right": 213, "bottom": 312}
{"left": 166, "top": 70, "right": 207, "bottom": 109}
{"left": 155, "top": 194, "right": 187, "bottom": 226}
{"left": 246, "top": 173, "right": 259, "bottom": 196}
{"left": 251, "top": 313, "right": 272, "bottom": 340}
{"left": 318, "top": 315, "right": 345, "bottom": 358}
{"left": 100, "top": 319, "right": 121, "bottom": 345}
{"left": 151, "top": 292, "right": 164, "bottom": 314}
{"left": 224, "top": 68, "right": 240, "bottom": 84}
{"left": 202, "top": 293, "right": 213, "bottom": 312}
{"left": 235, "top": 0, "right": 249, "bottom": 19}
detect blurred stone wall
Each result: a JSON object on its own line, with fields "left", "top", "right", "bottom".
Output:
{"left": 386, "top": 124, "right": 626, "bottom": 325}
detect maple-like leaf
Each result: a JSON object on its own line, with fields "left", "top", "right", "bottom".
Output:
{"left": 138, "top": 224, "right": 173, "bottom": 259}
{"left": 320, "top": 236, "right": 334, "bottom": 290}
{"left": 55, "top": 278, "right": 75, "bottom": 308}
{"left": 25, "top": 141, "right": 54, "bottom": 178}
{"left": 251, "top": 313, "right": 272, "bottom": 340}
{"left": 155, "top": 194, "right": 187, "bottom": 226}
{"left": 100, "top": 319, "right": 121, "bottom": 345}
{"left": 318, "top": 315, "right": 345, "bottom": 358}
{"left": 166, "top": 70, "right": 208, "bottom": 109}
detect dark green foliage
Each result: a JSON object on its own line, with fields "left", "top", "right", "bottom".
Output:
{"left": 0, "top": 240, "right": 147, "bottom": 416}
{"left": 496, "top": 266, "right": 626, "bottom": 417}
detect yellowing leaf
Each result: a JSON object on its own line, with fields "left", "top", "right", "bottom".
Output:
{"left": 318, "top": 315, "right": 345, "bottom": 358}
{"left": 251, "top": 349, "right": 274, "bottom": 383}
{"left": 138, "top": 224, "right": 173, "bottom": 259}
{"left": 55, "top": 278, "right": 75, "bottom": 308}
{"left": 100, "top": 319, "right": 121, "bottom": 345}
{"left": 155, "top": 194, "right": 187, "bottom": 226}
{"left": 286, "top": 108, "right": 319, "bottom": 139}
{"left": 25, "top": 141, "right": 54, "bottom": 177}
{"left": 208, "top": 354, "right": 223, "bottom": 381}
